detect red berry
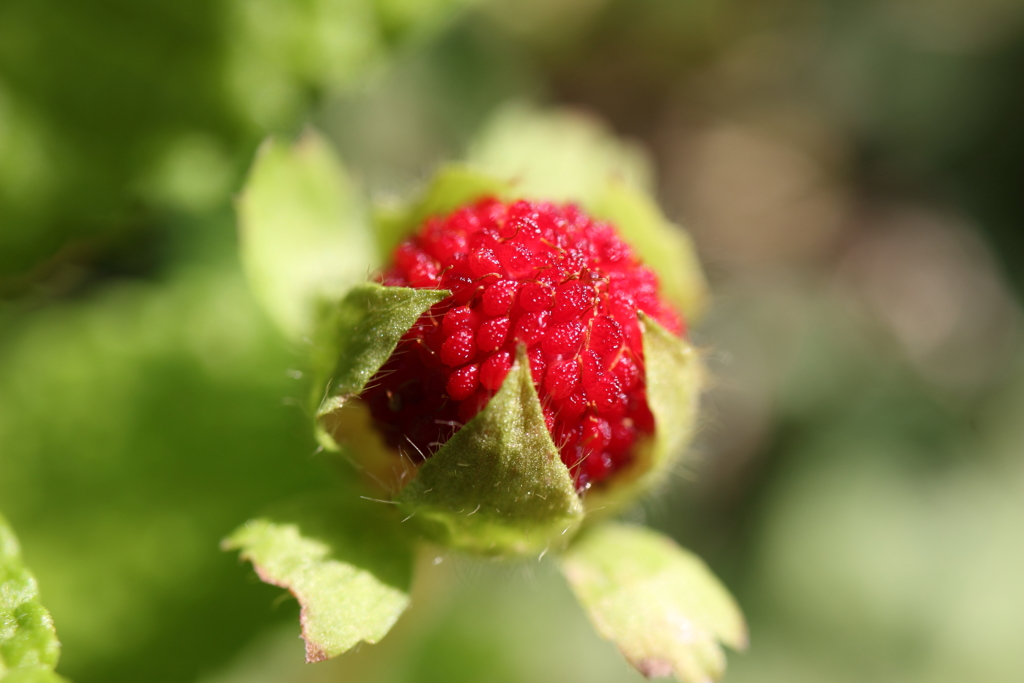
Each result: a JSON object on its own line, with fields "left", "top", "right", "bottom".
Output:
{"left": 361, "top": 198, "right": 684, "bottom": 491}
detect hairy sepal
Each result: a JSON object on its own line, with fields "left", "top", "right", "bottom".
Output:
{"left": 467, "top": 104, "right": 652, "bottom": 204}
{"left": 312, "top": 283, "right": 449, "bottom": 451}
{"left": 398, "top": 346, "right": 583, "bottom": 556}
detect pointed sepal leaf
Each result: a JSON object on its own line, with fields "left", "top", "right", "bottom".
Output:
{"left": 311, "top": 282, "right": 449, "bottom": 422}
{"left": 0, "top": 515, "right": 66, "bottom": 683}
{"left": 223, "top": 494, "right": 415, "bottom": 663}
{"left": 237, "top": 130, "right": 377, "bottom": 339}
{"left": 588, "top": 182, "right": 709, "bottom": 322}
{"left": 373, "top": 165, "right": 512, "bottom": 261}
{"left": 640, "top": 313, "right": 702, "bottom": 480}
{"left": 467, "top": 104, "right": 652, "bottom": 204}
{"left": 399, "top": 346, "right": 583, "bottom": 556}
{"left": 562, "top": 523, "right": 747, "bottom": 682}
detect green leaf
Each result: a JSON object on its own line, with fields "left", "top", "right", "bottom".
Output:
{"left": 467, "top": 104, "right": 652, "bottom": 204}
{"left": 223, "top": 494, "right": 415, "bottom": 663}
{"left": 373, "top": 164, "right": 512, "bottom": 261}
{"left": 237, "top": 130, "right": 377, "bottom": 340}
{"left": 588, "top": 182, "right": 709, "bottom": 322}
{"left": 399, "top": 346, "right": 583, "bottom": 556}
{"left": 0, "top": 514, "right": 66, "bottom": 682}
{"left": 562, "top": 524, "right": 747, "bottom": 682}
{"left": 311, "top": 282, "right": 449, "bottom": 423}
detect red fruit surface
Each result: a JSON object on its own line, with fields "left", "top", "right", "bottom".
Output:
{"left": 362, "top": 198, "right": 684, "bottom": 492}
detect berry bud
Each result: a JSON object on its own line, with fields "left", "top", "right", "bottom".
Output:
{"left": 324, "top": 197, "right": 703, "bottom": 554}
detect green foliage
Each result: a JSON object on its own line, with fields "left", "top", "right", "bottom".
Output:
{"left": 223, "top": 494, "right": 415, "bottom": 662}
{"left": 0, "top": 0, "right": 473, "bottom": 280}
{"left": 0, "top": 261, "right": 333, "bottom": 683}
{"left": 237, "top": 132, "right": 377, "bottom": 339}
{"left": 399, "top": 347, "right": 583, "bottom": 556}
{"left": 0, "top": 515, "right": 65, "bottom": 683}
{"left": 563, "top": 524, "right": 746, "bottom": 683}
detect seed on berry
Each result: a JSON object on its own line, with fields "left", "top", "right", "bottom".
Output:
{"left": 545, "top": 359, "right": 580, "bottom": 399}
{"left": 477, "top": 317, "right": 510, "bottom": 352}
{"left": 443, "top": 306, "right": 478, "bottom": 335}
{"left": 447, "top": 364, "right": 479, "bottom": 400}
{"left": 590, "top": 315, "right": 624, "bottom": 356}
{"left": 480, "top": 351, "right": 513, "bottom": 391}
{"left": 440, "top": 328, "right": 475, "bottom": 367}
{"left": 482, "top": 280, "right": 518, "bottom": 316}
{"left": 554, "top": 388, "right": 588, "bottom": 422}
{"left": 552, "top": 281, "right": 594, "bottom": 324}
{"left": 469, "top": 247, "right": 502, "bottom": 278}
{"left": 611, "top": 353, "right": 641, "bottom": 390}
{"left": 581, "top": 415, "right": 612, "bottom": 453}
{"left": 519, "top": 281, "right": 554, "bottom": 312}
{"left": 527, "top": 346, "right": 546, "bottom": 389}
{"left": 593, "top": 374, "right": 627, "bottom": 418}
{"left": 542, "top": 321, "right": 586, "bottom": 358}
{"left": 514, "top": 311, "right": 550, "bottom": 346}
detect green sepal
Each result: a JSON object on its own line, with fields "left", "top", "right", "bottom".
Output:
{"left": 373, "top": 164, "right": 513, "bottom": 261}
{"left": 311, "top": 283, "right": 450, "bottom": 428}
{"left": 467, "top": 104, "right": 652, "bottom": 204}
{"left": 237, "top": 130, "right": 378, "bottom": 340}
{"left": 398, "top": 346, "right": 583, "bottom": 556}
{"left": 585, "top": 313, "right": 701, "bottom": 515}
{"left": 222, "top": 493, "right": 415, "bottom": 663}
{"left": 0, "top": 514, "right": 66, "bottom": 682}
{"left": 640, "top": 313, "right": 702, "bottom": 478}
{"left": 588, "top": 182, "right": 709, "bottom": 322}
{"left": 562, "top": 523, "right": 747, "bottom": 682}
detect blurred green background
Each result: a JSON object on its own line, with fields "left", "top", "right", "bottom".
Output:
{"left": 2, "top": 0, "right": 1023, "bottom": 681}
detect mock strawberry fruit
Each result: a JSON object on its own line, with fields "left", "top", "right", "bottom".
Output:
{"left": 360, "top": 197, "right": 684, "bottom": 492}
{"left": 232, "top": 121, "right": 744, "bottom": 682}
